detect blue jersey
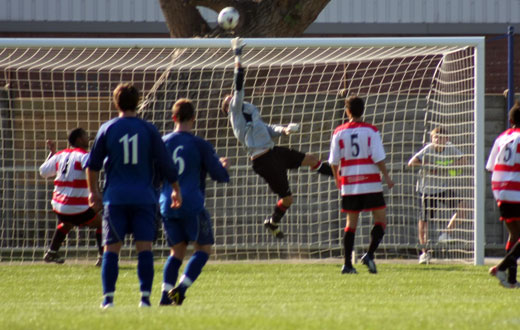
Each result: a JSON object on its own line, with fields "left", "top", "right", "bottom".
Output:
{"left": 160, "top": 131, "right": 229, "bottom": 218}
{"left": 87, "top": 116, "right": 178, "bottom": 205}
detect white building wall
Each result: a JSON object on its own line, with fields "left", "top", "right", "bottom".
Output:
{"left": 1, "top": 0, "right": 519, "bottom": 24}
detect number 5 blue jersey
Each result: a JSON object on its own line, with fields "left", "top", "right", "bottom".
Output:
{"left": 87, "top": 117, "right": 178, "bottom": 205}
{"left": 160, "top": 131, "right": 229, "bottom": 218}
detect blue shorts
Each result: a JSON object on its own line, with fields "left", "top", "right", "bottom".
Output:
{"left": 103, "top": 204, "right": 157, "bottom": 245}
{"left": 162, "top": 209, "right": 214, "bottom": 246}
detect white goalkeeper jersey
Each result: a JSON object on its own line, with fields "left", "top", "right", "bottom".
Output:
{"left": 329, "top": 121, "right": 386, "bottom": 196}
{"left": 229, "top": 67, "right": 285, "bottom": 158}
{"left": 486, "top": 128, "right": 520, "bottom": 203}
{"left": 39, "top": 148, "right": 90, "bottom": 214}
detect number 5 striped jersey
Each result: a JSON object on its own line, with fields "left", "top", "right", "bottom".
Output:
{"left": 39, "top": 147, "right": 89, "bottom": 214}
{"left": 486, "top": 128, "right": 520, "bottom": 203}
{"left": 328, "top": 121, "right": 386, "bottom": 196}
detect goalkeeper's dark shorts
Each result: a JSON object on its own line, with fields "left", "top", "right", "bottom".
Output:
{"left": 341, "top": 192, "right": 386, "bottom": 213}
{"left": 252, "top": 146, "right": 306, "bottom": 198}
{"left": 498, "top": 201, "right": 520, "bottom": 223}
{"left": 55, "top": 207, "right": 98, "bottom": 226}
{"left": 419, "top": 190, "right": 459, "bottom": 222}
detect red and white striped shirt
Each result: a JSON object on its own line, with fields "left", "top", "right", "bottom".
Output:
{"left": 486, "top": 128, "right": 520, "bottom": 203}
{"left": 328, "top": 121, "right": 386, "bottom": 196}
{"left": 39, "top": 148, "right": 90, "bottom": 214}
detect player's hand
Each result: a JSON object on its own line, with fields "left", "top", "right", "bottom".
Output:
{"left": 46, "top": 140, "right": 56, "bottom": 154}
{"left": 385, "top": 176, "right": 395, "bottom": 189}
{"left": 284, "top": 123, "right": 300, "bottom": 135}
{"left": 219, "top": 157, "right": 230, "bottom": 169}
{"left": 231, "top": 37, "right": 246, "bottom": 56}
{"left": 89, "top": 192, "right": 103, "bottom": 211}
{"left": 170, "top": 183, "right": 182, "bottom": 209}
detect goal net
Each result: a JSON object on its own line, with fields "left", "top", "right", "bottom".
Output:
{"left": 0, "top": 38, "right": 485, "bottom": 264}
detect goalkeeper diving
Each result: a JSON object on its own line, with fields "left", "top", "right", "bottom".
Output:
{"left": 221, "top": 38, "right": 333, "bottom": 239}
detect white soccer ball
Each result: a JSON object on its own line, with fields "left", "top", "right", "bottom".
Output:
{"left": 218, "top": 7, "right": 240, "bottom": 30}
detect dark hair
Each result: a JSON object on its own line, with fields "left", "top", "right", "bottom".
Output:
{"left": 113, "top": 83, "right": 139, "bottom": 111}
{"left": 345, "top": 96, "right": 364, "bottom": 118}
{"left": 68, "top": 127, "right": 86, "bottom": 147}
{"left": 172, "top": 98, "right": 195, "bottom": 122}
{"left": 509, "top": 101, "right": 520, "bottom": 127}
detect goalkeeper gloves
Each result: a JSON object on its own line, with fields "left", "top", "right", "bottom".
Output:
{"left": 286, "top": 123, "right": 300, "bottom": 134}
{"left": 231, "top": 37, "right": 246, "bottom": 56}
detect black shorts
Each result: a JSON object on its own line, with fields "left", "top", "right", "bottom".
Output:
{"left": 419, "top": 190, "right": 459, "bottom": 222}
{"left": 55, "top": 207, "right": 98, "bottom": 226}
{"left": 341, "top": 192, "right": 386, "bottom": 213}
{"left": 252, "top": 146, "right": 306, "bottom": 198}
{"left": 498, "top": 202, "right": 520, "bottom": 223}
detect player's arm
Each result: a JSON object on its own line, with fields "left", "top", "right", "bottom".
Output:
{"left": 39, "top": 140, "right": 58, "bottom": 178}
{"left": 86, "top": 128, "right": 108, "bottom": 211}
{"left": 229, "top": 38, "right": 246, "bottom": 113}
{"left": 485, "top": 141, "right": 498, "bottom": 172}
{"left": 328, "top": 133, "right": 341, "bottom": 189}
{"left": 371, "top": 131, "right": 394, "bottom": 189}
{"left": 376, "top": 160, "right": 395, "bottom": 189}
{"left": 151, "top": 126, "right": 182, "bottom": 208}
{"left": 200, "top": 140, "right": 230, "bottom": 183}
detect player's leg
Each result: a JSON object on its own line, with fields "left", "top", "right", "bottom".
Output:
{"left": 132, "top": 204, "right": 158, "bottom": 308}
{"left": 418, "top": 219, "right": 429, "bottom": 263}
{"left": 168, "top": 210, "right": 214, "bottom": 305}
{"left": 361, "top": 208, "right": 386, "bottom": 274}
{"left": 490, "top": 240, "right": 520, "bottom": 288}
{"left": 83, "top": 211, "right": 103, "bottom": 266}
{"left": 100, "top": 204, "right": 127, "bottom": 308}
{"left": 160, "top": 230, "right": 188, "bottom": 306}
{"left": 342, "top": 211, "right": 359, "bottom": 274}
{"left": 504, "top": 220, "right": 520, "bottom": 285}
{"left": 44, "top": 220, "right": 73, "bottom": 263}
{"left": 252, "top": 152, "right": 291, "bottom": 238}
{"left": 300, "top": 153, "right": 333, "bottom": 176}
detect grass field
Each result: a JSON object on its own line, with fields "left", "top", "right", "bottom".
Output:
{"left": 1, "top": 261, "right": 518, "bottom": 330}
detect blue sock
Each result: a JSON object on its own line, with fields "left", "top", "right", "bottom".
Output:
{"left": 101, "top": 251, "right": 119, "bottom": 295}
{"left": 137, "top": 250, "right": 154, "bottom": 295}
{"left": 160, "top": 256, "right": 182, "bottom": 305}
{"left": 178, "top": 251, "right": 209, "bottom": 295}
{"left": 163, "top": 256, "right": 183, "bottom": 287}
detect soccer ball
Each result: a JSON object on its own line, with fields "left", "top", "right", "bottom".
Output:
{"left": 218, "top": 7, "right": 240, "bottom": 30}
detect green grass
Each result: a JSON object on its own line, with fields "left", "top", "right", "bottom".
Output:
{"left": 1, "top": 261, "right": 519, "bottom": 329}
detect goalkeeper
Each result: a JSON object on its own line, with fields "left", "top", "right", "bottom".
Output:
{"left": 221, "top": 38, "right": 333, "bottom": 239}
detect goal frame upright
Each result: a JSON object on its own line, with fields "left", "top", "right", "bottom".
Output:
{"left": 0, "top": 37, "right": 486, "bottom": 265}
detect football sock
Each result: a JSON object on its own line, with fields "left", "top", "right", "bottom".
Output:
{"left": 313, "top": 161, "right": 333, "bottom": 176}
{"left": 271, "top": 199, "right": 289, "bottom": 223}
{"left": 367, "top": 222, "right": 386, "bottom": 259}
{"left": 137, "top": 250, "right": 154, "bottom": 295}
{"left": 343, "top": 227, "right": 356, "bottom": 266}
{"left": 177, "top": 251, "right": 209, "bottom": 295}
{"left": 101, "top": 251, "right": 119, "bottom": 295}
{"left": 102, "top": 292, "right": 114, "bottom": 306}
{"left": 49, "top": 223, "right": 70, "bottom": 252}
{"left": 498, "top": 241, "right": 520, "bottom": 271}
{"left": 506, "top": 241, "right": 517, "bottom": 283}
{"left": 95, "top": 228, "right": 103, "bottom": 256}
{"left": 163, "top": 256, "right": 182, "bottom": 288}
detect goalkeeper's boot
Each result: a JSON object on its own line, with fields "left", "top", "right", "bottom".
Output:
{"left": 341, "top": 264, "right": 358, "bottom": 274}
{"left": 44, "top": 250, "right": 65, "bottom": 264}
{"left": 361, "top": 253, "right": 377, "bottom": 274}
{"left": 489, "top": 266, "right": 514, "bottom": 288}
{"left": 264, "top": 217, "right": 284, "bottom": 239}
{"left": 167, "top": 287, "right": 186, "bottom": 306}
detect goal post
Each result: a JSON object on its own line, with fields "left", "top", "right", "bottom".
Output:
{"left": 0, "top": 37, "right": 485, "bottom": 264}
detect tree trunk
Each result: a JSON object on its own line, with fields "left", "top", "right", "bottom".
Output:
{"left": 159, "top": 0, "right": 330, "bottom": 38}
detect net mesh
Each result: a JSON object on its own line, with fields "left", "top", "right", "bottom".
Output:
{"left": 0, "top": 40, "right": 478, "bottom": 263}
